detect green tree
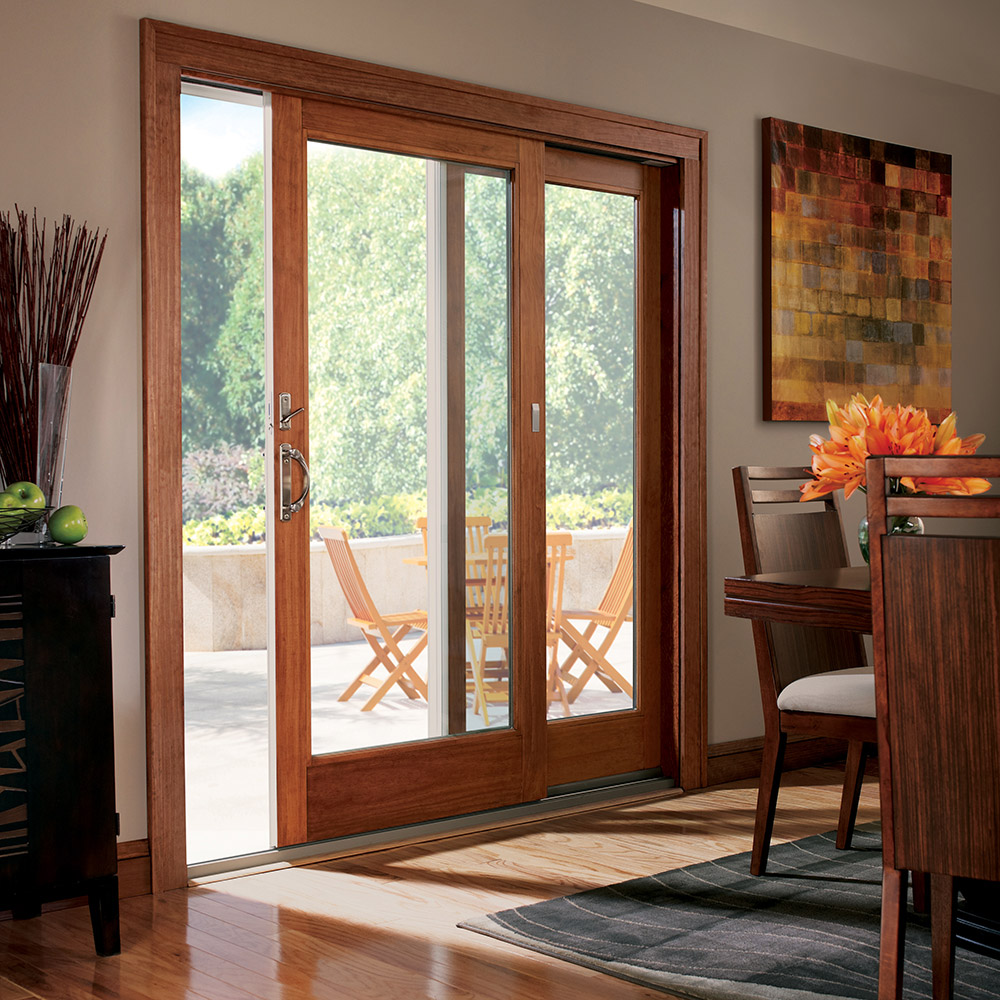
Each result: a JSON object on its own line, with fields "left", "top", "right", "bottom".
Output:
{"left": 181, "top": 161, "right": 240, "bottom": 452}
{"left": 215, "top": 153, "right": 266, "bottom": 451}
{"left": 463, "top": 172, "right": 511, "bottom": 490}
{"left": 181, "top": 146, "right": 636, "bottom": 530}
{"left": 306, "top": 145, "right": 428, "bottom": 505}
{"left": 544, "top": 185, "right": 635, "bottom": 497}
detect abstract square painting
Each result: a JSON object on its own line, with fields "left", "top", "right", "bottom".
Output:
{"left": 763, "top": 117, "right": 952, "bottom": 421}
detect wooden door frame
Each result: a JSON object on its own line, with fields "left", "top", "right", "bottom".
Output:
{"left": 540, "top": 149, "right": 664, "bottom": 787}
{"left": 140, "top": 17, "right": 708, "bottom": 892}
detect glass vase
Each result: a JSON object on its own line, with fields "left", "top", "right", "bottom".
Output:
{"left": 858, "top": 513, "right": 924, "bottom": 564}
{"left": 35, "top": 362, "right": 73, "bottom": 542}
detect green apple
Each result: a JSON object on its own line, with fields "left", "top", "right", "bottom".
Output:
{"left": 3, "top": 481, "right": 45, "bottom": 508}
{"left": 48, "top": 504, "right": 88, "bottom": 545}
{"left": 0, "top": 492, "right": 19, "bottom": 509}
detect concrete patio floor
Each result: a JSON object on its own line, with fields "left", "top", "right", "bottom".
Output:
{"left": 184, "top": 631, "right": 633, "bottom": 864}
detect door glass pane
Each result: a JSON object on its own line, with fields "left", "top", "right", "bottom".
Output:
{"left": 180, "top": 87, "right": 269, "bottom": 864}
{"left": 306, "top": 143, "right": 511, "bottom": 755}
{"left": 544, "top": 183, "right": 636, "bottom": 720}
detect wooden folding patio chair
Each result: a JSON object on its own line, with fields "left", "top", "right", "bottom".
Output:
{"left": 544, "top": 532, "right": 575, "bottom": 715}
{"left": 557, "top": 522, "right": 634, "bottom": 703}
{"left": 318, "top": 526, "right": 429, "bottom": 712}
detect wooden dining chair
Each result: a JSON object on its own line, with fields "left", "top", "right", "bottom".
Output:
{"left": 464, "top": 532, "right": 509, "bottom": 726}
{"left": 463, "top": 531, "right": 574, "bottom": 722}
{"left": 558, "top": 521, "right": 634, "bottom": 703}
{"left": 318, "top": 526, "right": 429, "bottom": 711}
{"left": 733, "top": 466, "right": 876, "bottom": 875}
{"left": 867, "top": 455, "right": 1000, "bottom": 1000}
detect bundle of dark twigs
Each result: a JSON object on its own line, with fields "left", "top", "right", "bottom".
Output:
{"left": 0, "top": 206, "right": 106, "bottom": 487}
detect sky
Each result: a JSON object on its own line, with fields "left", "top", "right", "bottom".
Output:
{"left": 180, "top": 93, "right": 263, "bottom": 178}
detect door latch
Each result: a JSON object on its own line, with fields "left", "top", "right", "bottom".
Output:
{"left": 278, "top": 392, "right": 305, "bottom": 430}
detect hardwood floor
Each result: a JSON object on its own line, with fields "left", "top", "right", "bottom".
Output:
{"left": 0, "top": 766, "right": 878, "bottom": 999}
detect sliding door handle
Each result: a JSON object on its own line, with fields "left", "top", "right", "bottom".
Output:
{"left": 279, "top": 443, "right": 310, "bottom": 521}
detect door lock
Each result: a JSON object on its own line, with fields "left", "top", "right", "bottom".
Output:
{"left": 278, "top": 392, "right": 305, "bottom": 430}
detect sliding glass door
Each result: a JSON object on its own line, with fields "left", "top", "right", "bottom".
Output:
{"left": 271, "top": 96, "right": 541, "bottom": 845}
{"left": 143, "top": 19, "right": 704, "bottom": 891}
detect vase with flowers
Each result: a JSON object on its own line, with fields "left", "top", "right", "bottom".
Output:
{"left": 800, "top": 394, "right": 989, "bottom": 563}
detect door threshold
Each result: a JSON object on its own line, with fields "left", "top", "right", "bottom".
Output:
{"left": 188, "top": 774, "right": 677, "bottom": 884}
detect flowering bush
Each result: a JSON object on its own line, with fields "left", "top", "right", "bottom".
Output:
{"left": 800, "top": 394, "right": 989, "bottom": 501}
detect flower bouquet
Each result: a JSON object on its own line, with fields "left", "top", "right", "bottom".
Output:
{"left": 799, "top": 394, "right": 989, "bottom": 561}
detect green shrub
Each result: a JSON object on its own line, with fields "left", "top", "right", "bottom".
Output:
{"left": 183, "top": 505, "right": 266, "bottom": 546}
{"left": 182, "top": 488, "right": 631, "bottom": 546}
{"left": 182, "top": 492, "right": 427, "bottom": 546}
{"left": 546, "top": 488, "right": 632, "bottom": 530}
{"left": 308, "top": 493, "right": 426, "bottom": 540}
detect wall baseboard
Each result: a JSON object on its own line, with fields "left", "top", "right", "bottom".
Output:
{"left": 0, "top": 839, "right": 151, "bottom": 921}
{"left": 117, "top": 838, "right": 151, "bottom": 899}
{"left": 706, "top": 734, "right": 851, "bottom": 787}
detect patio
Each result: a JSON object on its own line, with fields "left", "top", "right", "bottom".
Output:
{"left": 184, "top": 626, "right": 633, "bottom": 865}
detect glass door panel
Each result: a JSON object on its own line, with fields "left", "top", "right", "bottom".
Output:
{"left": 544, "top": 182, "right": 637, "bottom": 721}
{"left": 179, "top": 84, "right": 268, "bottom": 864}
{"left": 305, "top": 142, "right": 511, "bottom": 756}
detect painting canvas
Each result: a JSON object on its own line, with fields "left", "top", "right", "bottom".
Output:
{"left": 763, "top": 117, "right": 952, "bottom": 421}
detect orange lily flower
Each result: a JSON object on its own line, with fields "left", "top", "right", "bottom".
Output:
{"left": 800, "top": 395, "right": 989, "bottom": 501}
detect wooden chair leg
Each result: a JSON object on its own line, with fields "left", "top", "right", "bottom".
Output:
{"left": 751, "top": 728, "right": 786, "bottom": 876}
{"left": 836, "top": 739, "right": 870, "bottom": 850}
{"left": 879, "top": 867, "right": 907, "bottom": 1000}
{"left": 360, "top": 630, "right": 428, "bottom": 711}
{"left": 547, "top": 643, "right": 570, "bottom": 716}
{"left": 930, "top": 873, "right": 956, "bottom": 1000}
{"left": 562, "top": 620, "right": 633, "bottom": 702}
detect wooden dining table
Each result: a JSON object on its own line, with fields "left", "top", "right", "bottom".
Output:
{"left": 723, "top": 561, "right": 1000, "bottom": 955}
{"left": 723, "top": 564, "right": 871, "bottom": 633}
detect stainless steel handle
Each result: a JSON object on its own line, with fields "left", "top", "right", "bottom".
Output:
{"left": 279, "top": 443, "right": 310, "bottom": 521}
{"left": 531, "top": 402, "right": 541, "bottom": 433}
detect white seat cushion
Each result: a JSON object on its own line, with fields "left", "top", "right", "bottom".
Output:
{"left": 776, "top": 666, "right": 875, "bottom": 718}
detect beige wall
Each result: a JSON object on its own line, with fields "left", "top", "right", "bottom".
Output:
{"left": 5, "top": 0, "right": 999, "bottom": 841}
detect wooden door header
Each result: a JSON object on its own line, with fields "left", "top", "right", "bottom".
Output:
{"left": 142, "top": 18, "right": 704, "bottom": 162}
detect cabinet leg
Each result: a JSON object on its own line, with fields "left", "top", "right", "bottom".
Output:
{"left": 11, "top": 893, "right": 41, "bottom": 920}
{"left": 88, "top": 875, "right": 121, "bottom": 956}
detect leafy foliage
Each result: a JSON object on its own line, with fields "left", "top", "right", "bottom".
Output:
{"left": 181, "top": 142, "right": 635, "bottom": 542}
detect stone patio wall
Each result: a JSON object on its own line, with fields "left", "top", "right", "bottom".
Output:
{"left": 182, "top": 527, "right": 629, "bottom": 652}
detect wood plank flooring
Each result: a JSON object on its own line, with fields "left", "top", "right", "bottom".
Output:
{"left": 0, "top": 766, "right": 879, "bottom": 1000}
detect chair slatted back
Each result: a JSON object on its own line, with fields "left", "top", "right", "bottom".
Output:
{"left": 868, "top": 455, "right": 1000, "bottom": 880}
{"left": 733, "top": 466, "right": 866, "bottom": 695}
{"left": 545, "top": 532, "right": 573, "bottom": 637}
{"left": 415, "top": 516, "right": 428, "bottom": 562}
{"left": 415, "top": 515, "right": 493, "bottom": 613}
{"left": 479, "top": 534, "right": 508, "bottom": 639}
{"left": 596, "top": 521, "right": 633, "bottom": 619}
{"left": 317, "top": 526, "right": 376, "bottom": 624}
{"left": 464, "top": 516, "right": 493, "bottom": 615}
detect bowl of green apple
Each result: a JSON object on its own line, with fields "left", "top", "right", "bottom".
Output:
{"left": 0, "top": 481, "right": 51, "bottom": 543}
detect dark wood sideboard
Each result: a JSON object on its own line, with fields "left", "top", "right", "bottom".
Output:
{"left": 0, "top": 544, "right": 123, "bottom": 956}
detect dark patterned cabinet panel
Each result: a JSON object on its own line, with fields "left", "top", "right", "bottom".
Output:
{"left": 0, "top": 545, "right": 123, "bottom": 956}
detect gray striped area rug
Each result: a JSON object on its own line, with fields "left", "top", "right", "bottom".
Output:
{"left": 459, "top": 825, "right": 1000, "bottom": 999}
